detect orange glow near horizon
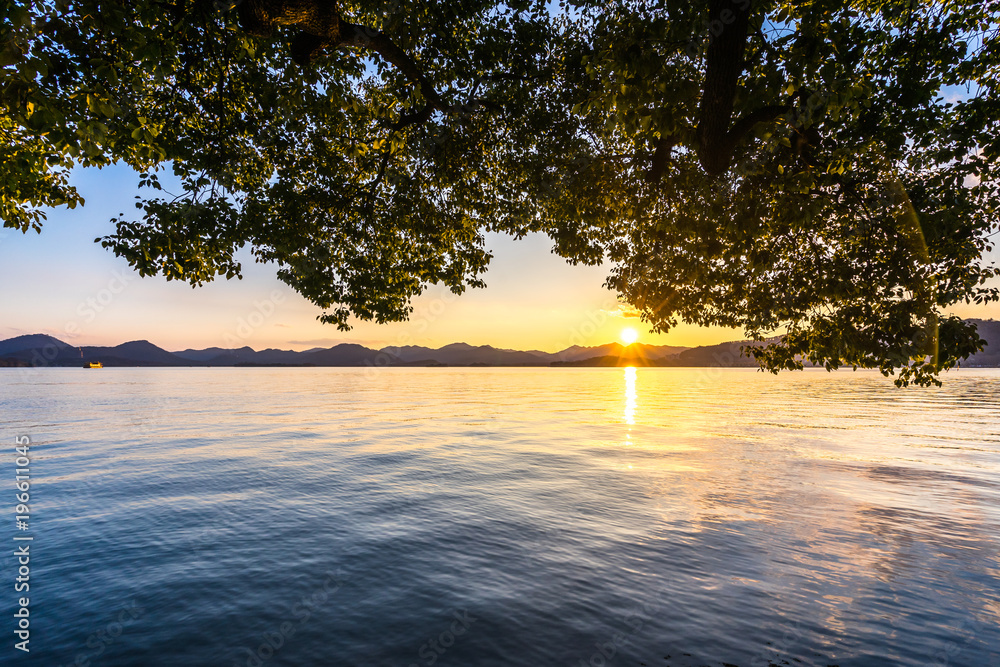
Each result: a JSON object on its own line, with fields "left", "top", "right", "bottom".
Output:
{"left": 620, "top": 327, "right": 639, "bottom": 346}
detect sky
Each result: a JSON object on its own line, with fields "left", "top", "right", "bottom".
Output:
{"left": 2, "top": 165, "right": 998, "bottom": 353}
{"left": 0, "top": 164, "right": 741, "bottom": 352}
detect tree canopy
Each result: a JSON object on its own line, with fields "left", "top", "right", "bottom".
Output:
{"left": 3, "top": 0, "right": 999, "bottom": 385}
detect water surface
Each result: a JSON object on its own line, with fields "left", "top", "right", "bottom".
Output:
{"left": 2, "top": 367, "right": 998, "bottom": 666}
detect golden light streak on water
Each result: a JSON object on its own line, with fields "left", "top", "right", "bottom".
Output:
{"left": 624, "top": 366, "right": 637, "bottom": 425}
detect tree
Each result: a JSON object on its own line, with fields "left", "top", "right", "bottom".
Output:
{"left": 3, "top": 0, "right": 999, "bottom": 385}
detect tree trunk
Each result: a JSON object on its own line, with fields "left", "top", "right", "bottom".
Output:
{"left": 696, "top": 0, "right": 753, "bottom": 175}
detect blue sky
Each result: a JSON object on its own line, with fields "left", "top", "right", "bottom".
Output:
{"left": 2, "top": 164, "right": 997, "bottom": 352}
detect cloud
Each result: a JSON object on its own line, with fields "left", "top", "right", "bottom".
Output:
{"left": 273, "top": 323, "right": 292, "bottom": 328}
{"left": 600, "top": 304, "right": 643, "bottom": 319}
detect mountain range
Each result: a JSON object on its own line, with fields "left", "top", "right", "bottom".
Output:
{"left": 1, "top": 320, "right": 998, "bottom": 368}
{"left": 0, "top": 334, "right": 690, "bottom": 368}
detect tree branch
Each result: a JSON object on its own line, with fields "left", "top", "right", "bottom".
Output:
{"left": 729, "top": 103, "right": 790, "bottom": 143}
{"left": 237, "top": 0, "right": 448, "bottom": 110}
{"left": 337, "top": 22, "right": 444, "bottom": 108}
{"left": 645, "top": 134, "right": 676, "bottom": 183}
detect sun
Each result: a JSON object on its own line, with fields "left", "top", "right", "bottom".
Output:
{"left": 620, "top": 327, "right": 639, "bottom": 346}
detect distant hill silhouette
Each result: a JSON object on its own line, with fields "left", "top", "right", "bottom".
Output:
{"left": 552, "top": 342, "right": 693, "bottom": 366}
{"left": 561, "top": 320, "right": 1000, "bottom": 368}
{"left": 300, "top": 344, "right": 401, "bottom": 366}
{"left": 173, "top": 346, "right": 254, "bottom": 362}
{"left": 663, "top": 340, "right": 764, "bottom": 367}
{"left": 965, "top": 319, "right": 1000, "bottom": 367}
{"left": 82, "top": 340, "right": 188, "bottom": 365}
{"left": 551, "top": 342, "right": 688, "bottom": 363}
{"left": 0, "top": 334, "right": 71, "bottom": 356}
{"left": 1, "top": 320, "right": 997, "bottom": 368}
{"left": 0, "top": 338, "right": 190, "bottom": 367}
{"left": 204, "top": 347, "right": 304, "bottom": 365}
{"left": 385, "top": 343, "right": 549, "bottom": 366}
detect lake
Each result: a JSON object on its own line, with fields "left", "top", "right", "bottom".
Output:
{"left": 2, "top": 367, "right": 998, "bottom": 666}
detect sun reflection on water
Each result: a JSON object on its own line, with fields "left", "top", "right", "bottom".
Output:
{"left": 624, "top": 366, "right": 637, "bottom": 425}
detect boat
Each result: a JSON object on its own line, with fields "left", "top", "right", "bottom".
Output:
{"left": 85, "top": 361, "right": 103, "bottom": 368}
